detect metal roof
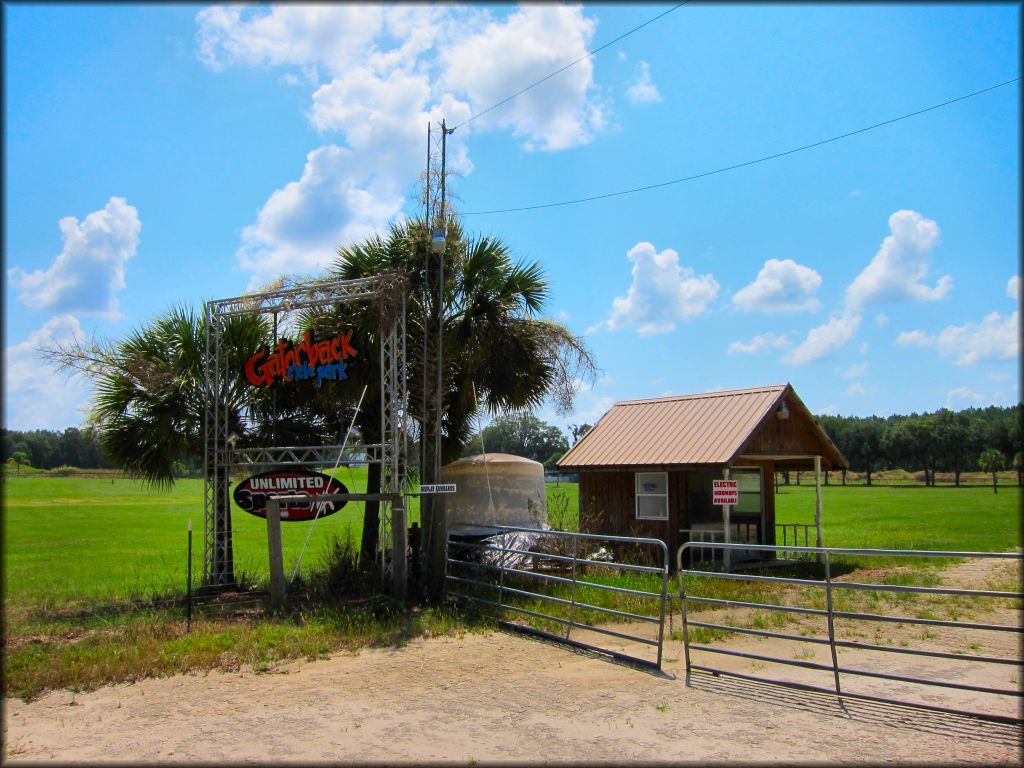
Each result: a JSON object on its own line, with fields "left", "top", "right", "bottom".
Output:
{"left": 557, "top": 384, "right": 842, "bottom": 469}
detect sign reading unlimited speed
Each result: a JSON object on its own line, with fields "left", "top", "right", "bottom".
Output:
{"left": 234, "top": 469, "right": 347, "bottom": 521}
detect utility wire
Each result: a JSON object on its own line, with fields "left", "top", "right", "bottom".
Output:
{"left": 464, "top": 75, "right": 1022, "bottom": 216}
{"left": 452, "top": 3, "right": 688, "bottom": 132}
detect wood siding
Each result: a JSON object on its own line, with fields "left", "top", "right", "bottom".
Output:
{"left": 580, "top": 462, "right": 779, "bottom": 569}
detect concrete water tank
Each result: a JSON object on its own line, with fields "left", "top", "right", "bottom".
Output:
{"left": 440, "top": 453, "right": 547, "bottom": 532}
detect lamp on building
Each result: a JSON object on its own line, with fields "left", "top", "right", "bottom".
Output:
{"left": 777, "top": 401, "right": 790, "bottom": 420}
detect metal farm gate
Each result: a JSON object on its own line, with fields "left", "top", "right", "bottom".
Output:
{"left": 446, "top": 524, "right": 670, "bottom": 670}
{"left": 676, "top": 542, "right": 1023, "bottom": 724}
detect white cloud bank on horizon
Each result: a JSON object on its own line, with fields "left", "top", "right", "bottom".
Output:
{"left": 196, "top": 4, "right": 606, "bottom": 286}
{"left": 8, "top": 197, "right": 140, "bottom": 318}
{"left": 4, "top": 315, "right": 92, "bottom": 431}
{"left": 732, "top": 258, "right": 822, "bottom": 313}
{"left": 896, "top": 310, "right": 1019, "bottom": 366}
{"left": 598, "top": 241, "right": 719, "bottom": 336}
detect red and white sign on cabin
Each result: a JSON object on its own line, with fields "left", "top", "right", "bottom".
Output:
{"left": 712, "top": 479, "right": 739, "bottom": 506}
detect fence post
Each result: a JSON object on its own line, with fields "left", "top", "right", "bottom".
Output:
{"left": 823, "top": 549, "right": 842, "bottom": 695}
{"left": 391, "top": 497, "right": 407, "bottom": 602}
{"left": 566, "top": 534, "right": 579, "bottom": 640}
{"left": 814, "top": 456, "right": 824, "bottom": 564}
{"left": 677, "top": 546, "right": 692, "bottom": 678}
{"left": 722, "top": 467, "right": 732, "bottom": 571}
{"left": 267, "top": 498, "right": 286, "bottom": 612}
{"left": 186, "top": 519, "right": 193, "bottom": 632}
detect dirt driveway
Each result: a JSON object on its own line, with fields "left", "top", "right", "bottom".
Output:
{"left": 4, "top": 558, "right": 1021, "bottom": 764}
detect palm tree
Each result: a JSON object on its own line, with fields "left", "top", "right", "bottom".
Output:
{"left": 45, "top": 306, "right": 273, "bottom": 584}
{"left": 978, "top": 449, "right": 1005, "bottom": 494}
{"left": 324, "top": 216, "right": 597, "bottom": 595}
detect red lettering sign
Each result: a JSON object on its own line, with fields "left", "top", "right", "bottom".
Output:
{"left": 244, "top": 329, "right": 358, "bottom": 388}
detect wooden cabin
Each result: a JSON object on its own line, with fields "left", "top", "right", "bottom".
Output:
{"left": 556, "top": 384, "right": 848, "bottom": 568}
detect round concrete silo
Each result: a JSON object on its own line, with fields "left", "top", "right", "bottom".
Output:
{"left": 440, "top": 453, "right": 547, "bottom": 532}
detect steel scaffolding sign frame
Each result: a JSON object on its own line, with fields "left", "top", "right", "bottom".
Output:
{"left": 202, "top": 273, "right": 408, "bottom": 588}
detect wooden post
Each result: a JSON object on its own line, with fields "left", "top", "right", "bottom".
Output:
{"left": 391, "top": 498, "right": 408, "bottom": 602}
{"left": 186, "top": 519, "right": 193, "bottom": 632}
{"left": 814, "top": 456, "right": 824, "bottom": 563}
{"left": 266, "top": 498, "right": 286, "bottom": 612}
{"left": 722, "top": 467, "right": 731, "bottom": 571}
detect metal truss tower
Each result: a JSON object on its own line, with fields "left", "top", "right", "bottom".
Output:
{"left": 202, "top": 274, "right": 409, "bottom": 591}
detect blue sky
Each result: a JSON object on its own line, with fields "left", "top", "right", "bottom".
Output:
{"left": 4, "top": 2, "right": 1020, "bottom": 435}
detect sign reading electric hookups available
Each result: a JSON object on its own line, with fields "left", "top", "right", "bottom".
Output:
{"left": 712, "top": 479, "right": 739, "bottom": 506}
{"left": 234, "top": 469, "right": 347, "bottom": 521}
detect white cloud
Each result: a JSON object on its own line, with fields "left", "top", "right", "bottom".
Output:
{"left": 236, "top": 145, "right": 404, "bottom": 287}
{"left": 874, "top": 313, "right": 888, "bottom": 327}
{"left": 8, "top": 197, "right": 140, "bottom": 318}
{"left": 195, "top": 4, "right": 386, "bottom": 76}
{"left": 625, "top": 61, "right": 661, "bottom": 104}
{"left": 849, "top": 190, "right": 862, "bottom": 198}
{"left": 858, "top": 342, "right": 869, "bottom": 354}
{"left": 4, "top": 316, "right": 92, "bottom": 430}
{"left": 439, "top": 5, "right": 605, "bottom": 151}
{"left": 845, "top": 210, "right": 951, "bottom": 308}
{"left": 602, "top": 242, "right": 719, "bottom": 335}
{"left": 728, "top": 332, "right": 790, "bottom": 355}
{"left": 835, "top": 362, "right": 868, "bottom": 378}
{"left": 818, "top": 403, "right": 838, "bottom": 415}
{"left": 784, "top": 311, "right": 862, "bottom": 365}
{"left": 987, "top": 372, "right": 1010, "bottom": 383}
{"left": 732, "top": 258, "right": 822, "bottom": 313}
{"left": 945, "top": 387, "right": 986, "bottom": 409}
{"left": 196, "top": 4, "right": 607, "bottom": 284}
{"left": 844, "top": 382, "right": 866, "bottom": 396}
{"left": 1008, "top": 275, "right": 1021, "bottom": 302}
{"left": 896, "top": 310, "right": 1019, "bottom": 366}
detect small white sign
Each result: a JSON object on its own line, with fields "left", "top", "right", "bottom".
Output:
{"left": 712, "top": 479, "right": 739, "bottom": 505}
{"left": 419, "top": 483, "right": 457, "bottom": 494}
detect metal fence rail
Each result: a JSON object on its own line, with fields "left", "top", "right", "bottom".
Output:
{"left": 676, "top": 542, "right": 1023, "bottom": 724}
{"left": 775, "top": 523, "right": 816, "bottom": 561}
{"left": 446, "top": 523, "right": 670, "bottom": 671}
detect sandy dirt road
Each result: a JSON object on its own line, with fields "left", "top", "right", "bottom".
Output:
{"left": 4, "top": 558, "right": 1021, "bottom": 763}
{"left": 4, "top": 627, "right": 1021, "bottom": 763}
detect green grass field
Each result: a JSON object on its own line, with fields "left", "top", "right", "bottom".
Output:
{"left": 1, "top": 468, "right": 411, "bottom": 609}
{"left": 774, "top": 484, "right": 1022, "bottom": 552}
{"left": 3, "top": 474, "right": 1018, "bottom": 610}
{"left": 3, "top": 474, "right": 1021, "bottom": 701}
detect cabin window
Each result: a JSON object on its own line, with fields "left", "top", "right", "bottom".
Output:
{"left": 636, "top": 472, "right": 668, "bottom": 520}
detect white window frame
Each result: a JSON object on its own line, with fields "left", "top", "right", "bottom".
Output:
{"left": 635, "top": 471, "right": 669, "bottom": 520}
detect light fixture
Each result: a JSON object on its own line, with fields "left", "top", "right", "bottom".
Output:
{"left": 777, "top": 401, "right": 790, "bottom": 420}
{"left": 431, "top": 226, "right": 446, "bottom": 254}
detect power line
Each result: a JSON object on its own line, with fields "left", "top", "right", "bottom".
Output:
{"left": 464, "top": 75, "right": 1021, "bottom": 216}
{"left": 452, "top": 3, "right": 688, "bottom": 132}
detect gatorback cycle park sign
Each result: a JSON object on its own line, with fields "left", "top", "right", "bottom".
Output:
{"left": 244, "top": 329, "right": 358, "bottom": 388}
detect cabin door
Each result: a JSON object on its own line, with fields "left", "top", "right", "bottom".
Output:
{"left": 730, "top": 468, "right": 764, "bottom": 545}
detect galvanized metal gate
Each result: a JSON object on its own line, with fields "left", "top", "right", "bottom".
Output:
{"left": 446, "top": 524, "right": 670, "bottom": 670}
{"left": 676, "top": 542, "right": 1023, "bottom": 724}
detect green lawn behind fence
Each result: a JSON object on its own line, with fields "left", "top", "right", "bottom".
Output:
{"left": 3, "top": 476, "right": 1020, "bottom": 611}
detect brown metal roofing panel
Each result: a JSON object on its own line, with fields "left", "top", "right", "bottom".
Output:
{"left": 558, "top": 385, "right": 788, "bottom": 468}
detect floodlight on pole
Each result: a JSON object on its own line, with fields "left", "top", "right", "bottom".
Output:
{"left": 431, "top": 226, "right": 446, "bottom": 254}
